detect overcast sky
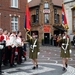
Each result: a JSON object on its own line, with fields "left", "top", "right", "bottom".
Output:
{"left": 28, "top": 0, "right": 32, "bottom": 2}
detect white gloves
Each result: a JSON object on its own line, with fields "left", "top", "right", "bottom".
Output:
{"left": 0, "top": 45, "right": 4, "bottom": 49}
{"left": 69, "top": 49, "right": 72, "bottom": 54}
{"left": 15, "top": 52, "right": 18, "bottom": 55}
{"left": 63, "top": 36, "right": 66, "bottom": 39}
{"left": 38, "top": 52, "right": 40, "bottom": 55}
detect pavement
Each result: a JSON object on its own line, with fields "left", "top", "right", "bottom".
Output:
{"left": 1, "top": 46, "right": 75, "bottom": 75}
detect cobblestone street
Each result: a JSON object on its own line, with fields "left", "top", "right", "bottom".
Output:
{"left": 2, "top": 46, "right": 75, "bottom": 75}
{"left": 26, "top": 46, "right": 75, "bottom": 67}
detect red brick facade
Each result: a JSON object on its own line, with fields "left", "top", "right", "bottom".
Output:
{"left": 0, "top": 0, "right": 27, "bottom": 37}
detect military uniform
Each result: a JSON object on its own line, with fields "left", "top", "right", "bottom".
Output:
{"left": 60, "top": 37, "right": 71, "bottom": 58}
{"left": 9, "top": 33, "right": 17, "bottom": 66}
{"left": 2, "top": 34, "right": 8, "bottom": 65}
{"left": 0, "top": 35, "right": 4, "bottom": 73}
{"left": 28, "top": 38, "right": 39, "bottom": 59}
{"left": 16, "top": 36, "right": 23, "bottom": 64}
{"left": 6, "top": 35, "right": 11, "bottom": 64}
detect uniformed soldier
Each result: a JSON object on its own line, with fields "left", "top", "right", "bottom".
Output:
{"left": 16, "top": 31, "right": 23, "bottom": 64}
{"left": 9, "top": 30, "right": 17, "bottom": 67}
{"left": 27, "top": 33, "right": 40, "bottom": 69}
{"left": 0, "top": 28, "right": 4, "bottom": 74}
{"left": 2, "top": 29, "right": 8, "bottom": 66}
{"left": 59, "top": 32, "right": 71, "bottom": 71}
{"left": 6, "top": 32, "right": 11, "bottom": 65}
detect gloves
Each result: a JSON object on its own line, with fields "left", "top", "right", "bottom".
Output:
{"left": 69, "top": 49, "right": 72, "bottom": 54}
{"left": 15, "top": 52, "right": 18, "bottom": 55}
{"left": 38, "top": 52, "right": 40, "bottom": 55}
{"left": 0, "top": 45, "right": 4, "bottom": 49}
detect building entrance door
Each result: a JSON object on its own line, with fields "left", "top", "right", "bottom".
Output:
{"left": 44, "top": 33, "right": 50, "bottom": 45}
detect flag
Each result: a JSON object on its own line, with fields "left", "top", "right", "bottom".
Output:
{"left": 62, "top": 3, "right": 69, "bottom": 30}
{"left": 24, "top": 3, "right": 30, "bottom": 31}
{"left": 24, "top": 3, "right": 31, "bottom": 39}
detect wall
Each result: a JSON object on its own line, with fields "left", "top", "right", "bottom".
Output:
{"left": 0, "top": 0, "right": 27, "bottom": 37}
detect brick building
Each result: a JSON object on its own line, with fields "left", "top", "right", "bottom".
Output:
{"left": 29, "top": 0, "right": 63, "bottom": 44}
{"left": 0, "top": 0, "right": 27, "bottom": 37}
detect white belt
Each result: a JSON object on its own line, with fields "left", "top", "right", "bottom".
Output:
{"left": 62, "top": 43, "right": 68, "bottom": 45}
{"left": 0, "top": 45, "right": 4, "bottom": 49}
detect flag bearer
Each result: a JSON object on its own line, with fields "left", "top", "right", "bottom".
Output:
{"left": 27, "top": 33, "right": 40, "bottom": 69}
{"left": 59, "top": 31, "right": 71, "bottom": 71}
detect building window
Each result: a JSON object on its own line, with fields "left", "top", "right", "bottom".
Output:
{"left": 73, "top": 10, "right": 75, "bottom": 31}
{"left": 36, "top": 8, "right": 39, "bottom": 22}
{"left": 32, "top": 15, "right": 36, "bottom": 23}
{"left": 11, "top": 0, "right": 18, "bottom": 8}
{"left": 72, "top": 9, "right": 75, "bottom": 32}
{"left": 72, "top": 9, "right": 75, "bottom": 31}
{"left": 32, "top": 8, "right": 39, "bottom": 23}
{"left": 11, "top": 16, "right": 18, "bottom": 31}
{"left": 44, "top": 2, "right": 49, "bottom": 9}
{"left": 57, "top": 14, "right": 59, "bottom": 23}
{"left": 54, "top": 8, "right": 59, "bottom": 23}
{"left": 44, "top": 14, "right": 49, "bottom": 24}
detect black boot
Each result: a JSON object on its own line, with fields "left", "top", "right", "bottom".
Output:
{"left": 0, "top": 70, "right": 4, "bottom": 74}
{"left": 32, "top": 66, "right": 36, "bottom": 70}
{"left": 65, "top": 63, "right": 68, "bottom": 68}
{"left": 62, "top": 67, "right": 66, "bottom": 71}
{"left": 36, "top": 65, "right": 38, "bottom": 68}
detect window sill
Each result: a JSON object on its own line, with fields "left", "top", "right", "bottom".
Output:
{"left": 31, "top": 22, "right": 40, "bottom": 25}
{"left": 31, "top": 22, "right": 39, "bottom": 24}
{"left": 55, "top": 22, "right": 60, "bottom": 24}
{"left": 10, "top": 6, "right": 20, "bottom": 10}
{"left": 44, "top": 8, "right": 49, "bottom": 9}
{"left": 44, "top": 23, "right": 49, "bottom": 24}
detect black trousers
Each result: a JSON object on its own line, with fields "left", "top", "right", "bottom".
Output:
{"left": 2, "top": 48, "right": 6, "bottom": 65}
{"left": 17, "top": 47, "right": 23, "bottom": 64}
{"left": 0, "top": 50, "right": 2, "bottom": 72}
{"left": 3, "top": 47, "right": 10, "bottom": 65}
{"left": 6, "top": 46, "right": 12, "bottom": 63}
{"left": 10, "top": 47, "right": 15, "bottom": 66}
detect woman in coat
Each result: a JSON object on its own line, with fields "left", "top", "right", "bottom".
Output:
{"left": 27, "top": 33, "right": 40, "bottom": 69}
{"left": 59, "top": 32, "right": 71, "bottom": 71}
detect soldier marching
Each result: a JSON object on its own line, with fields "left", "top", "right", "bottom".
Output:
{"left": 58, "top": 31, "right": 71, "bottom": 71}
{"left": 0, "top": 27, "right": 73, "bottom": 74}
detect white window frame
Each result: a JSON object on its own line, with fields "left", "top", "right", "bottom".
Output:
{"left": 11, "top": 16, "right": 18, "bottom": 31}
{"left": 44, "top": 2, "right": 49, "bottom": 9}
{"left": 11, "top": 0, "right": 18, "bottom": 8}
{"left": 44, "top": 14, "right": 49, "bottom": 24}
